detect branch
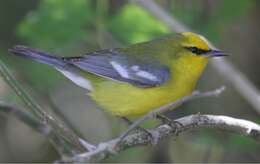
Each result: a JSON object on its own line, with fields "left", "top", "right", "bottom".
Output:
{"left": 0, "top": 101, "right": 50, "bottom": 134}
{"left": 0, "top": 60, "right": 45, "bottom": 119}
{"left": 0, "top": 100, "right": 95, "bottom": 158}
{"left": 69, "top": 114, "right": 260, "bottom": 162}
{"left": 132, "top": 0, "right": 260, "bottom": 114}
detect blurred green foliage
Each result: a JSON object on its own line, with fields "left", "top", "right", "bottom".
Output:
{"left": 228, "top": 134, "right": 259, "bottom": 150}
{"left": 18, "top": 0, "right": 93, "bottom": 50}
{"left": 173, "top": 0, "right": 253, "bottom": 42}
{"left": 205, "top": 0, "right": 253, "bottom": 41}
{"left": 109, "top": 4, "right": 170, "bottom": 44}
{"left": 15, "top": 0, "right": 94, "bottom": 91}
{"left": 17, "top": 1, "right": 171, "bottom": 48}
{"left": 215, "top": 0, "right": 252, "bottom": 23}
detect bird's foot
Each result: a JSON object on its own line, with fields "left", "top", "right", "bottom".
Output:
{"left": 145, "top": 129, "right": 160, "bottom": 145}
{"left": 156, "top": 114, "right": 183, "bottom": 136}
{"left": 120, "top": 117, "right": 160, "bottom": 145}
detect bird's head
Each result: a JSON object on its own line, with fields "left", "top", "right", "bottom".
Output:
{"left": 179, "top": 32, "right": 228, "bottom": 58}
{"left": 167, "top": 32, "right": 228, "bottom": 79}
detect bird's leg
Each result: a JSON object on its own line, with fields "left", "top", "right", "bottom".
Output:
{"left": 156, "top": 114, "right": 183, "bottom": 135}
{"left": 120, "top": 117, "right": 133, "bottom": 125}
{"left": 119, "top": 117, "right": 160, "bottom": 145}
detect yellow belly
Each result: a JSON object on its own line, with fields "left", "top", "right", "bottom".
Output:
{"left": 90, "top": 80, "right": 194, "bottom": 117}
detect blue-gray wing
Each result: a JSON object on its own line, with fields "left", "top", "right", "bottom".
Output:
{"left": 63, "top": 49, "right": 170, "bottom": 88}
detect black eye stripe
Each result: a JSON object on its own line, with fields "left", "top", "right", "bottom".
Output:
{"left": 185, "top": 47, "right": 210, "bottom": 55}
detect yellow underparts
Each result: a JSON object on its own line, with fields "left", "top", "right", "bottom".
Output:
{"left": 89, "top": 55, "right": 208, "bottom": 117}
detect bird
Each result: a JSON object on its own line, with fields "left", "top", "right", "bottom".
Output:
{"left": 9, "top": 32, "right": 227, "bottom": 118}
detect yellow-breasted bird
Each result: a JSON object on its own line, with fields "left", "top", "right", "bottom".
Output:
{"left": 9, "top": 32, "right": 227, "bottom": 117}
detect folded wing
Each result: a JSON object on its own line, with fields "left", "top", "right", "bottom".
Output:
{"left": 64, "top": 49, "right": 170, "bottom": 88}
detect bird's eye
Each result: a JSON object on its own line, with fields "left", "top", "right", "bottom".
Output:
{"left": 185, "top": 46, "right": 210, "bottom": 55}
{"left": 189, "top": 47, "right": 199, "bottom": 53}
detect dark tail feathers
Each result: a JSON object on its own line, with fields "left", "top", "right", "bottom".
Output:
{"left": 9, "top": 45, "right": 66, "bottom": 69}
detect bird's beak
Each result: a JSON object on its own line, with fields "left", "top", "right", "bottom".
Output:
{"left": 207, "top": 49, "right": 229, "bottom": 57}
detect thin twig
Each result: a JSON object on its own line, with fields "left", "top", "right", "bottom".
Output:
{"left": 132, "top": 0, "right": 260, "bottom": 114}
{"left": 0, "top": 60, "right": 45, "bottom": 120}
{"left": 0, "top": 100, "right": 50, "bottom": 134}
{"left": 0, "top": 100, "right": 90, "bottom": 157}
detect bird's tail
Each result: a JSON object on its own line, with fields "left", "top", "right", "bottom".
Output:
{"left": 9, "top": 45, "right": 94, "bottom": 90}
{"left": 9, "top": 45, "right": 66, "bottom": 69}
